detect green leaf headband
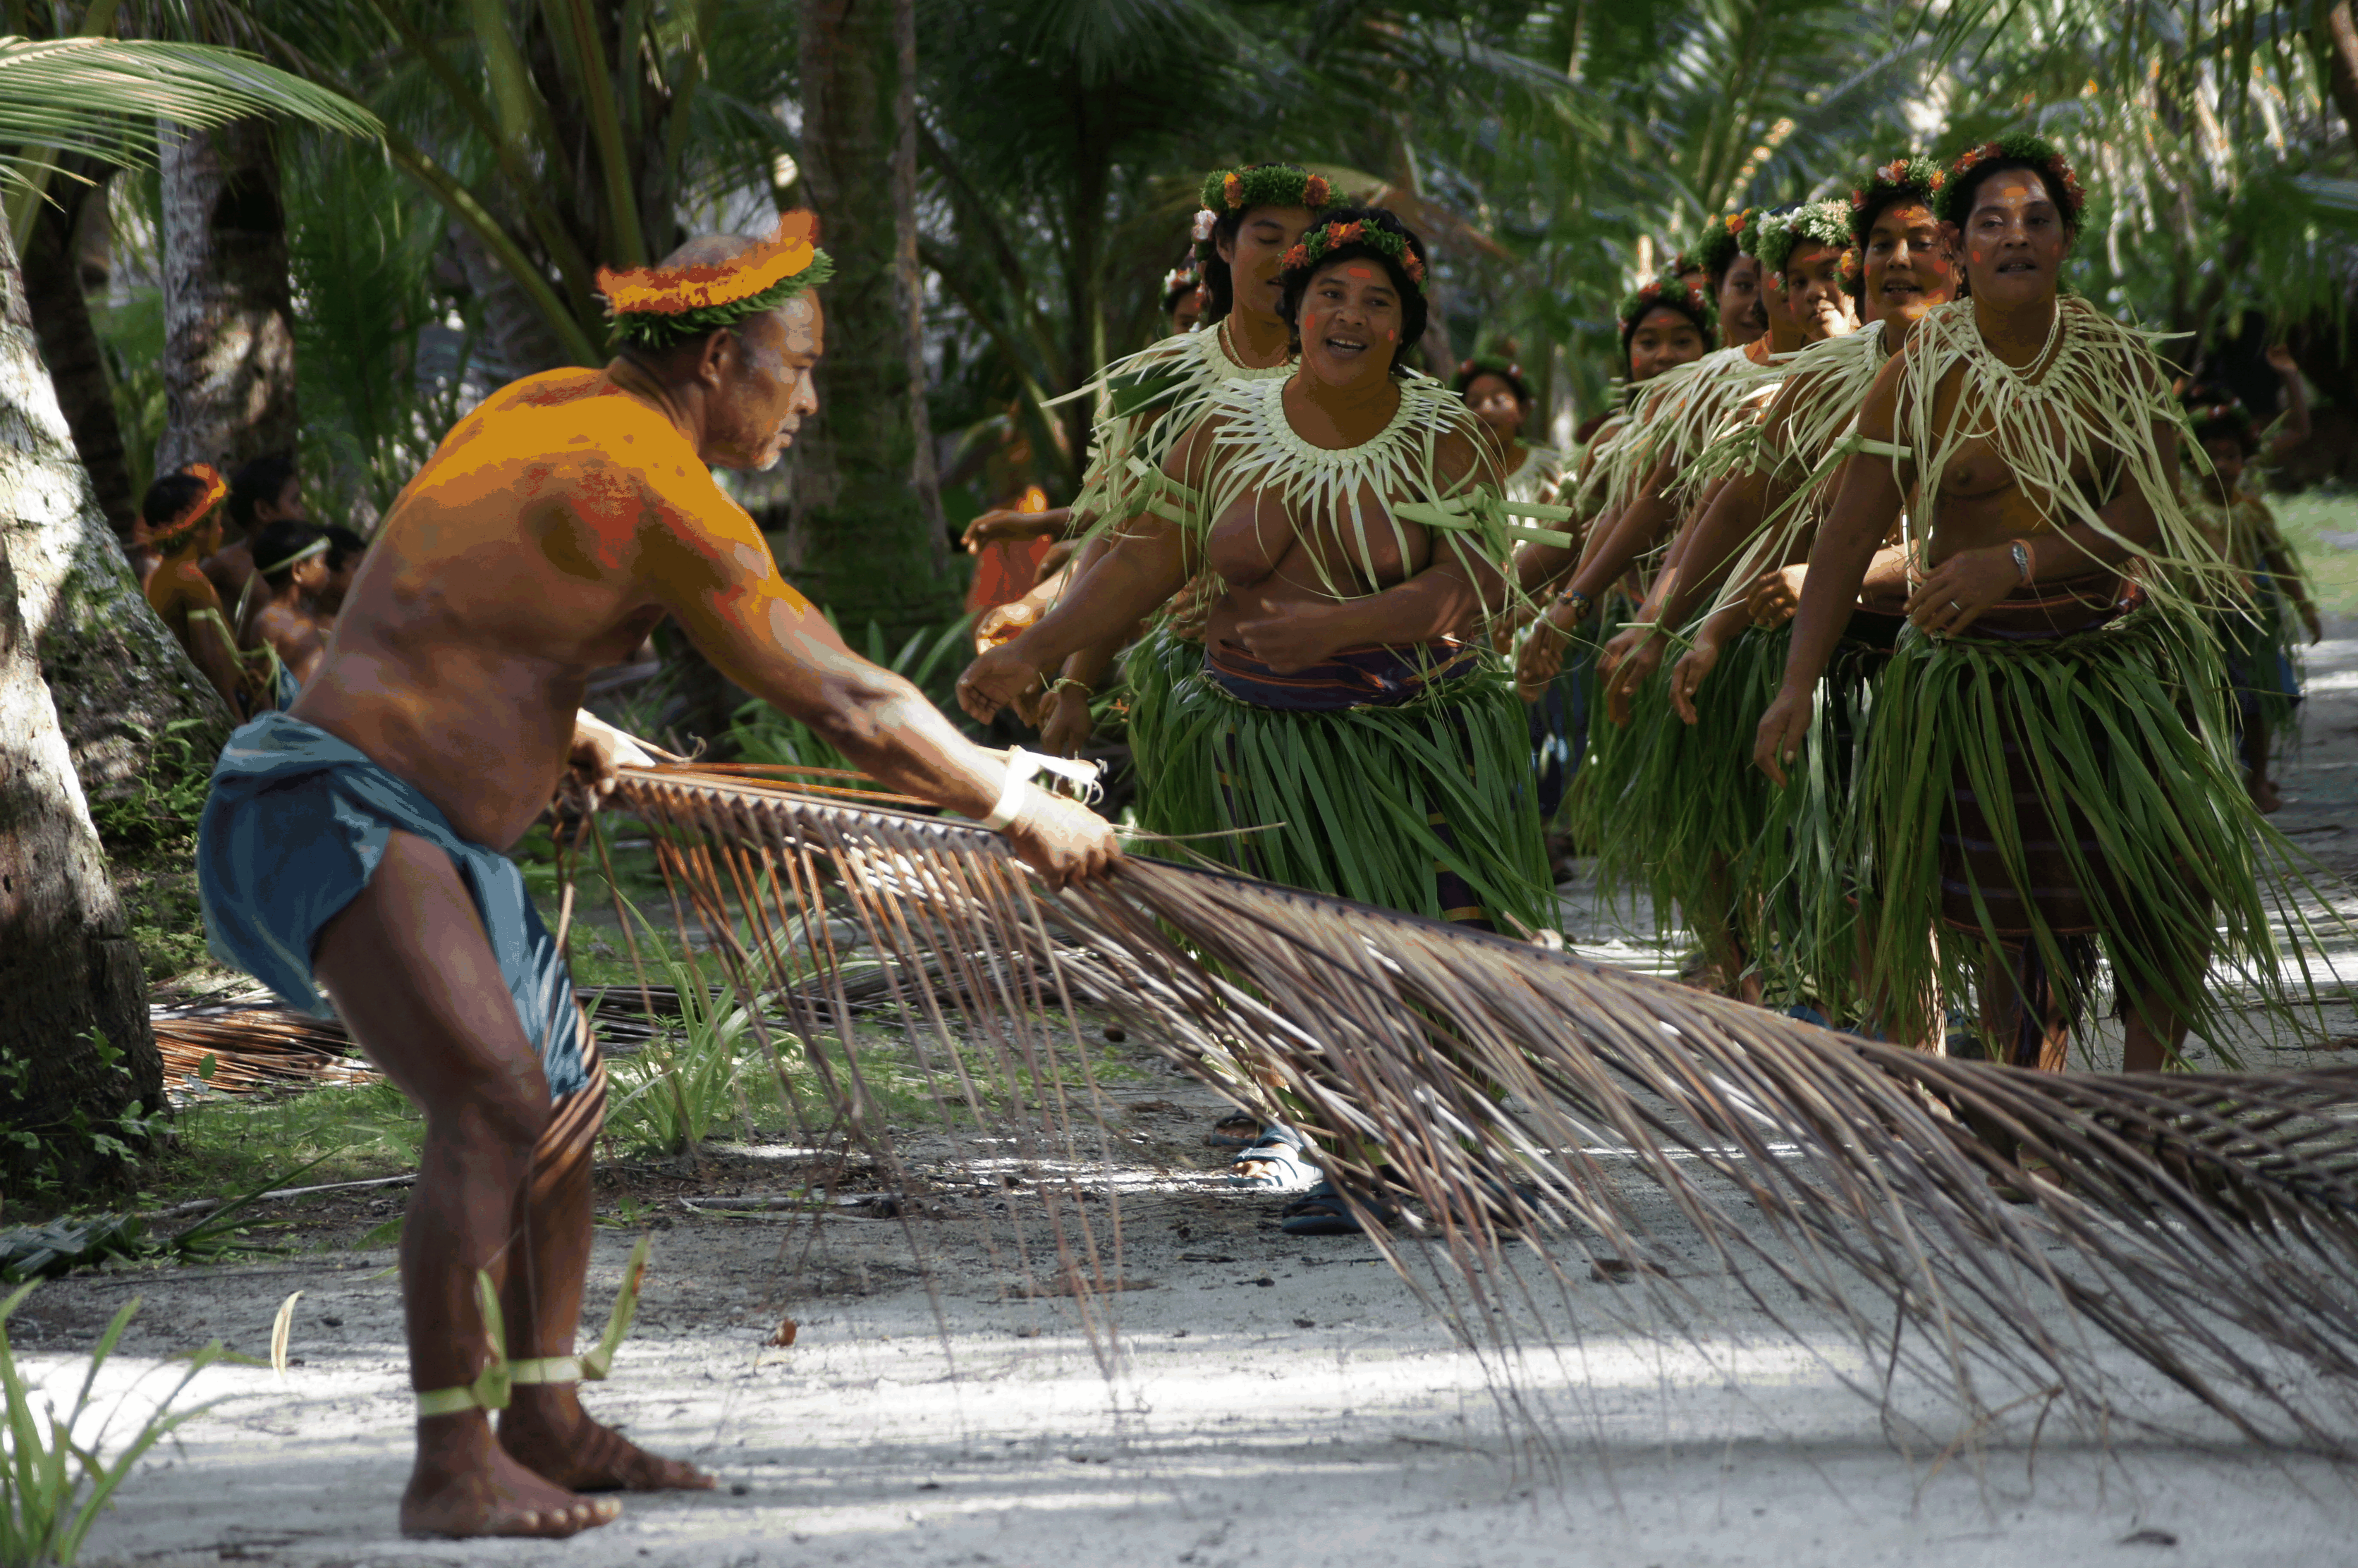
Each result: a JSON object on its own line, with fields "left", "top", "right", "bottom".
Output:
{"left": 1849, "top": 154, "right": 1945, "bottom": 247}
{"left": 1616, "top": 274, "right": 1718, "bottom": 341}
{"left": 1692, "top": 208, "right": 1755, "bottom": 279}
{"left": 1756, "top": 199, "right": 1852, "bottom": 277}
{"left": 1932, "top": 131, "right": 2085, "bottom": 228}
{"left": 1197, "top": 163, "right": 1333, "bottom": 219}
{"left": 1280, "top": 217, "right": 1428, "bottom": 292}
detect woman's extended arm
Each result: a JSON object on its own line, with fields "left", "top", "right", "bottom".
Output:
{"left": 1754, "top": 371, "right": 1910, "bottom": 784}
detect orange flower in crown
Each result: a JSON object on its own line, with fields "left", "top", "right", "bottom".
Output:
{"left": 597, "top": 211, "right": 834, "bottom": 349}
{"left": 146, "top": 463, "right": 228, "bottom": 551}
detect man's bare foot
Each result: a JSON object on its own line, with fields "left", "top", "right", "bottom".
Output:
{"left": 2250, "top": 778, "right": 2283, "bottom": 814}
{"left": 402, "top": 1412, "right": 621, "bottom": 1539}
{"left": 501, "top": 1386, "right": 716, "bottom": 1493}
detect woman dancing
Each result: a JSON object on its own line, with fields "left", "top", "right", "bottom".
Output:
{"left": 1756, "top": 134, "right": 2306, "bottom": 1072}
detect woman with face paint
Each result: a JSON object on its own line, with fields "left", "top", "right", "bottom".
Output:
{"left": 1510, "top": 277, "right": 1713, "bottom": 831}
{"left": 1598, "top": 169, "right": 1959, "bottom": 1027}
{"left": 1455, "top": 355, "right": 1562, "bottom": 506}
{"left": 1756, "top": 133, "right": 2323, "bottom": 1084}
{"left": 1515, "top": 210, "right": 1833, "bottom": 997}
{"left": 972, "top": 164, "right": 1334, "bottom": 760}
{"left": 958, "top": 211, "right": 1565, "bottom": 1220}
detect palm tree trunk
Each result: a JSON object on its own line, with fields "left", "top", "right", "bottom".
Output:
{"left": 0, "top": 232, "right": 165, "bottom": 1182}
{"left": 19, "top": 157, "right": 138, "bottom": 541}
{"left": 0, "top": 213, "right": 231, "bottom": 795}
{"left": 788, "top": 0, "right": 958, "bottom": 642}
{"left": 157, "top": 118, "right": 300, "bottom": 474}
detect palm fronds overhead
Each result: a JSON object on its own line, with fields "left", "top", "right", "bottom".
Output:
{"left": 592, "top": 766, "right": 2358, "bottom": 1454}
{"left": 0, "top": 35, "right": 378, "bottom": 195}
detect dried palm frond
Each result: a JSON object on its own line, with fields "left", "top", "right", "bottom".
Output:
{"left": 594, "top": 764, "right": 2358, "bottom": 1452}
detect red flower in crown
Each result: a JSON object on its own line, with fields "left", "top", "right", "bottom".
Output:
{"left": 1403, "top": 250, "right": 1427, "bottom": 285}
{"left": 1929, "top": 169, "right": 1947, "bottom": 190}
{"left": 1850, "top": 188, "right": 1868, "bottom": 209}
{"left": 1879, "top": 157, "right": 1911, "bottom": 185}
{"left": 1302, "top": 174, "right": 1331, "bottom": 207}
{"left": 1331, "top": 220, "right": 1366, "bottom": 245}
{"left": 1281, "top": 243, "right": 1310, "bottom": 270}
{"left": 1725, "top": 212, "right": 1747, "bottom": 235}
{"left": 1222, "top": 172, "right": 1244, "bottom": 208}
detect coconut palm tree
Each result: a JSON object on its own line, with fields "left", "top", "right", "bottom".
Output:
{"left": 0, "top": 31, "right": 375, "bottom": 1184}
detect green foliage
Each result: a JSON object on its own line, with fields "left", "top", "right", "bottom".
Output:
{"left": 0, "top": 35, "right": 377, "bottom": 198}
{"left": 727, "top": 614, "right": 976, "bottom": 768}
{"left": 162, "top": 1082, "right": 420, "bottom": 1206}
{"left": 2266, "top": 489, "right": 2358, "bottom": 620}
{"left": 84, "top": 720, "right": 211, "bottom": 861}
{"left": 0, "top": 1033, "right": 160, "bottom": 1198}
{"left": 0, "top": 1282, "right": 226, "bottom": 1567}
{"left": 84, "top": 280, "right": 164, "bottom": 507}
{"left": 602, "top": 952, "right": 776, "bottom": 1158}
{"left": 282, "top": 126, "right": 482, "bottom": 524}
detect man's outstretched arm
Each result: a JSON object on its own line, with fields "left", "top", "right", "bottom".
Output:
{"left": 640, "top": 488, "right": 1116, "bottom": 883}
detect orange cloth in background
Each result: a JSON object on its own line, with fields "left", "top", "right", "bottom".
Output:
{"left": 964, "top": 485, "right": 1053, "bottom": 613}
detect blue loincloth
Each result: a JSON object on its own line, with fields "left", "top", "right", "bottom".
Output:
{"left": 196, "top": 711, "right": 590, "bottom": 1100}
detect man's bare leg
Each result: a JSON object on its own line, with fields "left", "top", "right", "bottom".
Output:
{"left": 496, "top": 1065, "right": 714, "bottom": 1491}
{"left": 314, "top": 831, "right": 620, "bottom": 1540}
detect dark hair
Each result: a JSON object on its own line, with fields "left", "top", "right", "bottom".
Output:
{"left": 251, "top": 520, "right": 325, "bottom": 589}
{"left": 1453, "top": 357, "right": 1531, "bottom": 405}
{"left": 1691, "top": 209, "right": 1754, "bottom": 290}
{"left": 2182, "top": 384, "right": 2257, "bottom": 456}
{"left": 227, "top": 454, "right": 300, "bottom": 532}
{"left": 1850, "top": 155, "right": 1944, "bottom": 252}
{"left": 1934, "top": 133, "right": 2086, "bottom": 239}
{"left": 1276, "top": 207, "right": 1431, "bottom": 376}
{"left": 1195, "top": 162, "right": 1333, "bottom": 324}
{"left": 1616, "top": 274, "right": 1718, "bottom": 361}
{"left": 319, "top": 524, "right": 369, "bottom": 572}
{"left": 142, "top": 471, "right": 212, "bottom": 528}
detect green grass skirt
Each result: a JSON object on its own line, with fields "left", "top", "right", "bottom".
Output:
{"left": 1576, "top": 625, "right": 1785, "bottom": 963}
{"left": 1854, "top": 607, "right": 2316, "bottom": 1056}
{"left": 1124, "top": 629, "right": 1557, "bottom": 936}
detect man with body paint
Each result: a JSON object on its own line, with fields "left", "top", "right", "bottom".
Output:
{"left": 195, "top": 215, "right": 1118, "bottom": 1541}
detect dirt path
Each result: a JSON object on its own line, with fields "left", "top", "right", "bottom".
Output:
{"left": 47, "top": 620, "right": 2358, "bottom": 1568}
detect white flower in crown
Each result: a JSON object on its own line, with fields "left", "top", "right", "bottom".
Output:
{"left": 1192, "top": 208, "right": 1218, "bottom": 242}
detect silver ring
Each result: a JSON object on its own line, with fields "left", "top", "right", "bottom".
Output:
{"left": 1948, "top": 599, "right": 1962, "bottom": 612}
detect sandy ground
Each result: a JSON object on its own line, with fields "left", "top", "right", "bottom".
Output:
{"left": 36, "top": 622, "right": 2358, "bottom": 1568}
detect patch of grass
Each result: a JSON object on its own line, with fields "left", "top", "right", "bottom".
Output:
{"left": 2268, "top": 486, "right": 2358, "bottom": 622}
{"left": 0, "top": 1282, "right": 226, "bottom": 1567}
{"left": 152, "top": 1082, "right": 421, "bottom": 1208}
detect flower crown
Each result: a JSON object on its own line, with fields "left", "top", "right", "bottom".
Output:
{"left": 1756, "top": 199, "right": 1852, "bottom": 277}
{"left": 147, "top": 463, "right": 228, "bottom": 550}
{"left": 1278, "top": 216, "right": 1427, "bottom": 290}
{"left": 1691, "top": 208, "right": 1754, "bottom": 278}
{"left": 599, "top": 212, "right": 833, "bottom": 350}
{"left": 1616, "top": 274, "right": 1718, "bottom": 341}
{"left": 2184, "top": 395, "right": 2253, "bottom": 431}
{"left": 1199, "top": 162, "right": 1333, "bottom": 217}
{"left": 1849, "top": 154, "right": 1945, "bottom": 243}
{"left": 1932, "top": 133, "right": 2085, "bottom": 227}
{"left": 1190, "top": 164, "right": 1336, "bottom": 265}
{"left": 1458, "top": 355, "right": 1525, "bottom": 382}
{"left": 1163, "top": 262, "right": 1203, "bottom": 296}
